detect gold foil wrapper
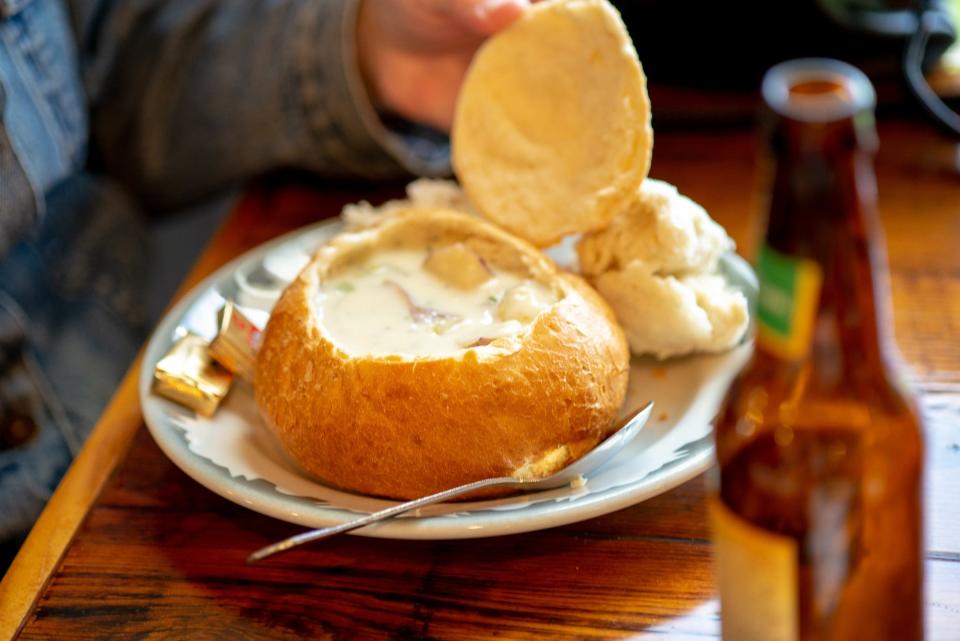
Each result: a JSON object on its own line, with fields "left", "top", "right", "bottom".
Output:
{"left": 153, "top": 334, "right": 233, "bottom": 417}
{"left": 209, "top": 302, "right": 262, "bottom": 381}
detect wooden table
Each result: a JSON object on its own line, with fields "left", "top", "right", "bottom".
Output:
{"left": 2, "top": 121, "right": 959, "bottom": 640}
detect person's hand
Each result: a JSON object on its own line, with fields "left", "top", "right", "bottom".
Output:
{"left": 356, "top": 0, "right": 530, "bottom": 132}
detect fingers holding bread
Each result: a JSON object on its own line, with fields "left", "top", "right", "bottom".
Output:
{"left": 449, "top": 0, "right": 746, "bottom": 360}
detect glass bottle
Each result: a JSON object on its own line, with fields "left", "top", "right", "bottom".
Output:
{"left": 711, "top": 58, "right": 924, "bottom": 641}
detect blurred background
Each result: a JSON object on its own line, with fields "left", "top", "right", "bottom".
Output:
{"left": 615, "top": 0, "right": 960, "bottom": 128}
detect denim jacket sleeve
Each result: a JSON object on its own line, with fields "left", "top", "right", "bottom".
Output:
{"left": 70, "top": 0, "right": 450, "bottom": 210}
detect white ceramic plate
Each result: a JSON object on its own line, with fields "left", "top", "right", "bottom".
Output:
{"left": 140, "top": 219, "right": 756, "bottom": 540}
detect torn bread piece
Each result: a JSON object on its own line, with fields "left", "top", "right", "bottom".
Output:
{"left": 578, "top": 179, "right": 748, "bottom": 359}
{"left": 592, "top": 264, "right": 748, "bottom": 359}
{"left": 578, "top": 178, "right": 733, "bottom": 278}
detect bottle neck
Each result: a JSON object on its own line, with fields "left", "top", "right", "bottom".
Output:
{"left": 760, "top": 120, "right": 890, "bottom": 376}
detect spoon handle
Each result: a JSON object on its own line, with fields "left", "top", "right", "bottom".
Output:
{"left": 247, "top": 475, "right": 518, "bottom": 562}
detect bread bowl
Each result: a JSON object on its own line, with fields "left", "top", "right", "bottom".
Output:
{"left": 254, "top": 208, "right": 630, "bottom": 500}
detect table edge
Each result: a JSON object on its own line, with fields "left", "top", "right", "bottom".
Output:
{"left": 0, "top": 361, "right": 144, "bottom": 640}
{"left": 0, "top": 193, "right": 244, "bottom": 640}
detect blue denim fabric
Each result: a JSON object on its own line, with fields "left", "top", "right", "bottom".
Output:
{"left": 0, "top": 173, "right": 145, "bottom": 542}
{"left": 0, "top": 0, "right": 87, "bottom": 209}
{"left": 0, "top": 0, "right": 35, "bottom": 18}
{"left": 0, "top": 0, "right": 449, "bottom": 544}
{"left": 1, "top": 0, "right": 447, "bottom": 251}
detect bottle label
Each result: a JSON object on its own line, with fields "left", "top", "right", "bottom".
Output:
{"left": 710, "top": 496, "right": 798, "bottom": 641}
{"left": 756, "top": 244, "right": 822, "bottom": 360}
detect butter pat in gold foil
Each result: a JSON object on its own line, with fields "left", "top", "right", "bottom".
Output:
{"left": 209, "top": 302, "right": 261, "bottom": 382}
{"left": 153, "top": 334, "right": 233, "bottom": 417}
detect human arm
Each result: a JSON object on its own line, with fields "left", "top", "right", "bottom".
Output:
{"left": 70, "top": 0, "right": 527, "bottom": 210}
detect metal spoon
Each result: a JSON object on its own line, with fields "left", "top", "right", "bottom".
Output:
{"left": 248, "top": 401, "right": 654, "bottom": 563}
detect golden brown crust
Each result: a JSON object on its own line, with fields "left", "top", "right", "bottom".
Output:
{"left": 254, "top": 208, "right": 629, "bottom": 499}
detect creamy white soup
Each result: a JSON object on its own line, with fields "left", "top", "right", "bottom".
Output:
{"left": 315, "top": 247, "right": 557, "bottom": 357}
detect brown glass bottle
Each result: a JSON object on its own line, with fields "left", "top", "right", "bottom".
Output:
{"left": 711, "top": 59, "right": 924, "bottom": 641}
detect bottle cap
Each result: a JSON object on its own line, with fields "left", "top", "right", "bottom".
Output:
{"left": 762, "top": 58, "right": 876, "bottom": 123}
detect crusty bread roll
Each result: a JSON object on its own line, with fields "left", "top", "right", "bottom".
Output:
{"left": 452, "top": 0, "right": 652, "bottom": 247}
{"left": 255, "top": 208, "right": 629, "bottom": 500}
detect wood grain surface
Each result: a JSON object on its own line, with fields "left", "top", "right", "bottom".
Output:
{"left": 3, "top": 122, "right": 959, "bottom": 640}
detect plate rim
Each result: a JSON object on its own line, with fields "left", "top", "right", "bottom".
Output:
{"left": 139, "top": 218, "right": 751, "bottom": 539}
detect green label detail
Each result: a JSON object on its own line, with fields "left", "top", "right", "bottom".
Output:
{"left": 757, "top": 246, "right": 797, "bottom": 337}
{"left": 756, "top": 244, "right": 822, "bottom": 360}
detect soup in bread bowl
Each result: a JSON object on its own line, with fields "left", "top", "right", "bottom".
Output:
{"left": 254, "top": 208, "right": 629, "bottom": 500}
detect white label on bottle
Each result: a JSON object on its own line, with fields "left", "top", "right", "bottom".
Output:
{"left": 710, "top": 496, "right": 798, "bottom": 641}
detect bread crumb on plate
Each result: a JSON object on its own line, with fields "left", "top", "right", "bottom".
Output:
{"left": 342, "top": 178, "right": 477, "bottom": 230}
